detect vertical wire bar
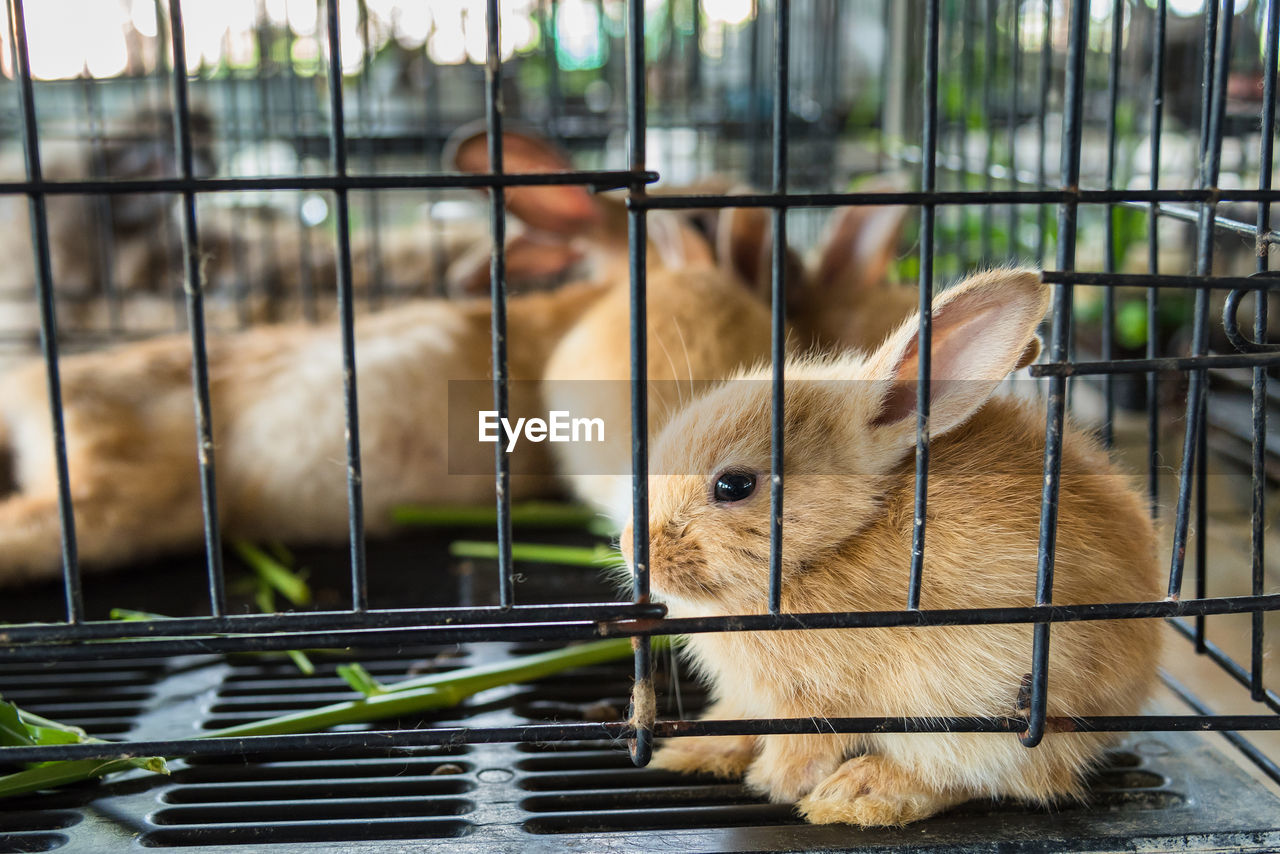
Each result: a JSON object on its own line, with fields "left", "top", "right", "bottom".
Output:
{"left": 6, "top": 0, "right": 82, "bottom": 622}
{"left": 357, "top": 0, "right": 383, "bottom": 308}
{"left": 1146, "top": 0, "right": 1167, "bottom": 517}
{"left": 223, "top": 34, "right": 254, "bottom": 329}
{"left": 254, "top": 1, "right": 282, "bottom": 319}
{"left": 1190, "top": 0, "right": 1221, "bottom": 651}
{"left": 283, "top": 12, "right": 318, "bottom": 323}
{"left": 323, "top": 0, "right": 369, "bottom": 611}
{"left": 961, "top": 0, "right": 980, "bottom": 270}
{"left": 484, "top": 0, "right": 514, "bottom": 609}
{"left": 1022, "top": 0, "right": 1088, "bottom": 750}
{"left": 1101, "top": 0, "right": 1123, "bottom": 449}
{"left": 1036, "top": 0, "right": 1051, "bottom": 264}
{"left": 79, "top": 74, "right": 121, "bottom": 333}
{"left": 907, "top": 0, "right": 941, "bottom": 613}
{"left": 1009, "top": 0, "right": 1021, "bottom": 256}
{"left": 1251, "top": 0, "right": 1278, "bottom": 700}
{"left": 981, "top": 0, "right": 996, "bottom": 263}
{"left": 166, "top": 0, "right": 227, "bottom": 615}
{"left": 767, "top": 0, "right": 789, "bottom": 616}
{"left": 543, "top": 0, "right": 562, "bottom": 140}
{"left": 1167, "top": 0, "right": 1231, "bottom": 603}
{"left": 627, "top": 0, "right": 652, "bottom": 769}
{"left": 1194, "top": 401, "right": 1208, "bottom": 648}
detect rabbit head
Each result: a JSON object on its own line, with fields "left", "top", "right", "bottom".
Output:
{"left": 622, "top": 268, "right": 1049, "bottom": 615}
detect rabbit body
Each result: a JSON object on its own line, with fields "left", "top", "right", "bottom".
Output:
{"left": 629, "top": 270, "right": 1162, "bottom": 826}
{"left": 0, "top": 281, "right": 606, "bottom": 582}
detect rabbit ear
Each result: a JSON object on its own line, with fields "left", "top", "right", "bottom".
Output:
{"left": 648, "top": 210, "right": 716, "bottom": 271}
{"left": 445, "top": 122, "right": 602, "bottom": 236}
{"left": 813, "top": 199, "right": 910, "bottom": 293}
{"left": 865, "top": 269, "right": 1050, "bottom": 438}
{"left": 443, "top": 231, "right": 585, "bottom": 296}
{"left": 716, "top": 203, "right": 807, "bottom": 300}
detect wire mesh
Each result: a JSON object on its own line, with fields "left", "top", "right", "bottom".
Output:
{"left": 0, "top": 0, "right": 1276, "bottom": 796}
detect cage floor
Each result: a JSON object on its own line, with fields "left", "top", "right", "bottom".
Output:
{"left": 2, "top": 532, "right": 1279, "bottom": 853}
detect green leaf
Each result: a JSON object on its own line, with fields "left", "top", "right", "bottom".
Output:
{"left": 336, "top": 663, "right": 385, "bottom": 697}
{"left": 286, "top": 650, "right": 316, "bottom": 676}
{"left": 109, "top": 608, "right": 171, "bottom": 622}
{"left": 0, "top": 701, "right": 34, "bottom": 747}
{"left": 231, "top": 540, "right": 312, "bottom": 607}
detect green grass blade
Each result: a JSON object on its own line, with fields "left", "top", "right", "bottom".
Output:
{"left": 449, "top": 541, "right": 623, "bottom": 568}
{"left": 392, "top": 501, "right": 601, "bottom": 530}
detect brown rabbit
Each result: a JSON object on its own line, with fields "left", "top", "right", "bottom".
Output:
{"left": 0, "top": 131, "right": 761, "bottom": 583}
{"left": 622, "top": 268, "right": 1162, "bottom": 826}
{"left": 790, "top": 182, "right": 916, "bottom": 353}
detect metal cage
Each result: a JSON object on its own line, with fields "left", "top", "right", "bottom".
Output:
{"left": 0, "top": 0, "right": 1278, "bottom": 850}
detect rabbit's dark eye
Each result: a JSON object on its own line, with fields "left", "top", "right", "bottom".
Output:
{"left": 713, "top": 471, "right": 757, "bottom": 503}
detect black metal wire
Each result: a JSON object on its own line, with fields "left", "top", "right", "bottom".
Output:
{"left": 1023, "top": 0, "right": 1089, "bottom": 750}
{"left": 1167, "top": 0, "right": 1233, "bottom": 603}
{"left": 907, "top": 0, "right": 941, "bottom": 613}
{"left": 483, "top": 0, "right": 514, "bottom": 612}
{"left": 0, "top": 0, "right": 1276, "bottom": 787}
{"left": 1250, "top": 0, "right": 1279, "bottom": 701}
{"left": 5, "top": 593, "right": 1277, "bottom": 664}
{"left": 167, "top": 0, "right": 228, "bottom": 617}
{"left": 1146, "top": 0, "right": 1168, "bottom": 518}
{"left": 1101, "top": 0, "right": 1124, "bottom": 449}
{"left": 1036, "top": 0, "right": 1051, "bottom": 264}
{"left": 766, "top": 0, "right": 789, "bottom": 616}
{"left": 626, "top": 0, "right": 652, "bottom": 769}
{"left": 6, "top": 0, "right": 83, "bottom": 622}
{"left": 323, "top": 0, "right": 369, "bottom": 612}
{"left": 1, "top": 712, "right": 1278, "bottom": 768}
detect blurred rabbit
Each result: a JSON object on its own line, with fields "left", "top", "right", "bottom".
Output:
{"left": 0, "top": 106, "right": 215, "bottom": 355}
{"left": 622, "top": 269, "right": 1161, "bottom": 826}
{"left": 0, "top": 130, "right": 750, "bottom": 583}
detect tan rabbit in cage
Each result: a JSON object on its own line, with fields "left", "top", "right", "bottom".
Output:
{"left": 0, "top": 129, "right": 780, "bottom": 584}
{"left": 621, "top": 268, "right": 1162, "bottom": 826}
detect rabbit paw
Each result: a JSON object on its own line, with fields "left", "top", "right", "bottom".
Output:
{"left": 796, "top": 754, "right": 962, "bottom": 827}
{"left": 744, "top": 736, "right": 844, "bottom": 803}
{"left": 651, "top": 735, "right": 756, "bottom": 780}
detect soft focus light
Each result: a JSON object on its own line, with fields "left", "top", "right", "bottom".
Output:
{"left": 394, "top": 2, "right": 433, "bottom": 47}
{"left": 301, "top": 195, "right": 329, "bottom": 227}
{"left": 1168, "top": 0, "right": 1204, "bottom": 16}
{"left": 701, "top": 0, "right": 753, "bottom": 26}
{"left": 130, "top": 0, "right": 158, "bottom": 38}
{"left": 428, "top": 0, "right": 468, "bottom": 64}
{"left": 23, "top": 1, "right": 130, "bottom": 80}
{"left": 557, "top": 0, "right": 605, "bottom": 69}
{"left": 287, "top": 0, "right": 318, "bottom": 36}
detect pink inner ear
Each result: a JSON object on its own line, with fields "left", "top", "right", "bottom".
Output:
{"left": 873, "top": 299, "right": 1007, "bottom": 427}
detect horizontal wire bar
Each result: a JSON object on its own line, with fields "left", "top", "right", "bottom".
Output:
{"left": 3, "top": 594, "right": 1277, "bottom": 661}
{"left": 1042, "top": 271, "right": 1280, "bottom": 290}
{"left": 0, "top": 602, "right": 666, "bottom": 644}
{"left": 1031, "top": 352, "right": 1280, "bottom": 376}
{"left": 634, "top": 188, "right": 1280, "bottom": 209}
{"left": 0, "top": 170, "right": 657, "bottom": 196}
{"left": 0, "top": 713, "right": 1276, "bottom": 765}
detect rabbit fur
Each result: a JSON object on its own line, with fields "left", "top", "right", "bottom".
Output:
{"left": 621, "top": 269, "right": 1162, "bottom": 826}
